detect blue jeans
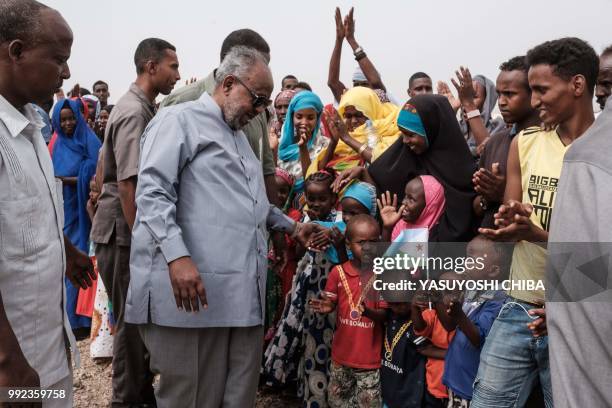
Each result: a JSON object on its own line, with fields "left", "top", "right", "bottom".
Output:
{"left": 471, "top": 298, "right": 552, "bottom": 408}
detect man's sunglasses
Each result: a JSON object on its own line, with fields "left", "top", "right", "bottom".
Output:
{"left": 233, "top": 76, "right": 271, "bottom": 109}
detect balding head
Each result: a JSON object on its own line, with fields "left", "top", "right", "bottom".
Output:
{"left": 213, "top": 46, "right": 273, "bottom": 130}
{"left": 0, "top": 1, "right": 73, "bottom": 108}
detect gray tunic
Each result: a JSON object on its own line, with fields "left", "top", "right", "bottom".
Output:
{"left": 126, "top": 92, "right": 294, "bottom": 328}
{"left": 547, "top": 97, "right": 612, "bottom": 407}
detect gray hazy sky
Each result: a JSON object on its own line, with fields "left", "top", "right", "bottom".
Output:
{"left": 46, "top": 0, "right": 612, "bottom": 106}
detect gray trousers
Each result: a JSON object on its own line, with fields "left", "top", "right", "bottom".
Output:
{"left": 96, "top": 233, "right": 155, "bottom": 407}
{"left": 139, "top": 323, "right": 264, "bottom": 408}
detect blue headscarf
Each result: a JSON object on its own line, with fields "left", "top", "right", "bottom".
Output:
{"left": 397, "top": 104, "right": 428, "bottom": 146}
{"left": 278, "top": 91, "right": 324, "bottom": 163}
{"left": 342, "top": 181, "right": 377, "bottom": 217}
{"left": 51, "top": 98, "right": 101, "bottom": 252}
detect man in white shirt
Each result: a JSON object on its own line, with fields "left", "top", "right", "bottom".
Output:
{"left": 0, "top": 1, "right": 95, "bottom": 406}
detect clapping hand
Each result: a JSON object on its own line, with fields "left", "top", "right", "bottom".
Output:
{"left": 473, "top": 162, "right": 505, "bottom": 203}
{"left": 479, "top": 200, "right": 537, "bottom": 242}
{"left": 334, "top": 7, "right": 345, "bottom": 41}
{"left": 377, "top": 191, "right": 405, "bottom": 230}
{"left": 343, "top": 7, "right": 356, "bottom": 43}
{"left": 325, "top": 107, "right": 349, "bottom": 143}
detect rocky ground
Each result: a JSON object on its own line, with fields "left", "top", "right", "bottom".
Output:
{"left": 73, "top": 339, "right": 300, "bottom": 407}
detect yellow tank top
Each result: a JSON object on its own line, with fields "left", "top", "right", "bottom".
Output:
{"left": 509, "top": 128, "right": 569, "bottom": 304}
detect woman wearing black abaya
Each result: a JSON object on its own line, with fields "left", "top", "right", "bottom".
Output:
{"left": 335, "top": 94, "right": 477, "bottom": 242}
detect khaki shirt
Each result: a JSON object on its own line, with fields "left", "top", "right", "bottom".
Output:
{"left": 90, "top": 84, "right": 155, "bottom": 245}
{"left": 0, "top": 95, "right": 77, "bottom": 387}
{"left": 160, "top": 70, "right": 275, "bottom": 176}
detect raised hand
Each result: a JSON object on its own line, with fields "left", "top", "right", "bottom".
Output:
{"left": 436, "top": 80, "right": 461, "bottom": 112}
{"left": 334, "top": 7, "right": 345, "bottom": 41}
{"left": 451, "top": 66, "right": 478, "bottom": 111}
{"left": 377, "top": 190, "right": 405, "bottom": 230}
{"left": 343, "top": 7, "right": 356, "bottom": 43}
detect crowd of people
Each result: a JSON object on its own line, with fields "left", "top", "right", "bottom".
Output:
{"left": 1, "top": 1, "right": 611, "bottom": 408}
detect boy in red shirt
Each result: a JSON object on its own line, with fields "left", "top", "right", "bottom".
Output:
{"left": 311, "top": 214, "right": 383, "bottom": 408}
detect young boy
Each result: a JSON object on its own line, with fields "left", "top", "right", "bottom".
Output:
{"left": 436, "top": 236, "right": 508, "bottom": 407}
{"left": 311, "top": 214, "right": 383, "bottom": 408}
{"left": 411, "top": 274, "right": 455, "bottom": 408}
{"left": 379, "top": 296, "right": 428, "bottom": 408}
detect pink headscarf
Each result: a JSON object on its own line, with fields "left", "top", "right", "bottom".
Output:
{"left": 274, "top": 167, "right": 295, "bottom": 187}
{"left": 391, "top": 175, "right": 446, "bottom": 241}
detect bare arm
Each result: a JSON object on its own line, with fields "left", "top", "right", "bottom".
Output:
{"left": 344, "top": 8, "right": 386, "bottom": 91}
{"left": 418, "top": 344, "right": 447, "bottom": 360}
{"left": 328, "top": 8, "right": 348, "bottom": 103}
{"left": 504, "top": 137, "right": 522, "bottom": 203}
{"left": 118, "top": 176, "right": 137, "bottom": 231}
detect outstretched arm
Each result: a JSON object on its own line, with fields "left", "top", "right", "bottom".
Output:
{"left": 344, "top": 8, "right": 385, "bottom": 91}
{"left": 328, "top": 7, "right": 348, "bottom": 103}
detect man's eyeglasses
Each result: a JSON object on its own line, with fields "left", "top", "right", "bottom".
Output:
{"left": 233, "top": 76, "right": 271, "bottom": 109}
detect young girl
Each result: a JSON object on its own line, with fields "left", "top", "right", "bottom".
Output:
{"left": 378, "top": 175, "right": 446, "bottom": 242}
{"left": 265, "top": 168, "right": 301, "bottom": 341}
{"left": 263, "top": 169, "right": 342, "bottom": 407}
{"left": 311, "top": 214, "right": 384, "bottom": 408}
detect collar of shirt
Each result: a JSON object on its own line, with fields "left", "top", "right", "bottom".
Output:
{"left": 197, "top": 91, "right": 226, "bottom": 125}
{"left": 0, "top": 94, "right": 44, "bottom": 138}
{"left": 128, "top": 83, "right": 156, "bottom": 114}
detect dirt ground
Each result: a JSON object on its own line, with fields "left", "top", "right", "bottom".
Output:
{"left": 73, "top": 339, "right": 300, "bottom": 407}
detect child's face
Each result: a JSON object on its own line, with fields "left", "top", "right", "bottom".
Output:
{"left": 341, "top": 197, "right": 369, "bottom": 225}
{"left": 305, "top": 182, "right": 335, "bottom": 220}
{"left": 465, "top": 236, "right": 501, "bottom": 281}
{"left": 439, "top": 271, "right": 464, "bottom": 304}
{"left": 347, "top": 220, "right": 380, "bottom": 263}
{"left": 401, "top": 177, "right": 426, "bottom": 223}
{"left": 89, "top": 177, "right": 100, "bottom": 203}
{"left": 389, "top": 302, "right": 411, "bottom": 317}
{"left": 60, "top": 108, "right": 76, "bottom": 136}
{"left": 275, "top": 176, "right": 291, "bottom": 207}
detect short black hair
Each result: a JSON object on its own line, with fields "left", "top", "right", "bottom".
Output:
{"left": 134, "top": 38, "right": 176, "bottom": 74}
{"left": 220, "top": 29, "right": 270, "bottom": 62}
{"left": 79, "top": 88, "right": 90, "bottom": 97}
{"left": 499, "top": 56, "right": 530, "bottom": 91}
{"left": 0, "top": 0, "right": 49, "bottom": 44}
{"left": 102, "top": 104, "right": 114, "bottom": 114}
{"left": 602, "top": 44, "right": 612, "bottom": 57}
{"left": 295, "top": 81, "right": 312, "bottom": 91}
{"left": 93, "top": 80, "right": 108, "bottom": 90}
{"left": 408, "top": 72, "right": 431, "bottom": 88}
{"left": 282, "top": 74, "right": 297, "bottom": 85}
{"left": 346, "top": 214, "right": 380, "bottom": 242}
{"left": 499, "top": 56, "right": 528, "bottom": 73}
{"left": 526, "top": 37, "right": 599, "bottom": 94}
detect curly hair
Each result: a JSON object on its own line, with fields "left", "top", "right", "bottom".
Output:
{"left": 526, "top": 37, "right": 599, "bottom": 94}
{"left": 499, "top": 56, "right": 528, "bottom": 73}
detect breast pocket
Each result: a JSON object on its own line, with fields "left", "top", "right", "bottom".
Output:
{"left": 0, "top": 196, "right": 39, "bottom": 260}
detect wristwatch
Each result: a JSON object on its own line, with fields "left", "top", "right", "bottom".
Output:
{"left": 466, "top": 109, "right": 481, "bottom": 120}
{"left": 353, "top": 46, "right": 364, "bottom": 56}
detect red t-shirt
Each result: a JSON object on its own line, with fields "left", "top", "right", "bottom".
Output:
{"left": 325, "top": 261, "right": 383, "bottom": 369}
{"left": 414, "top": 308, "right": 455, "bottom": 399}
